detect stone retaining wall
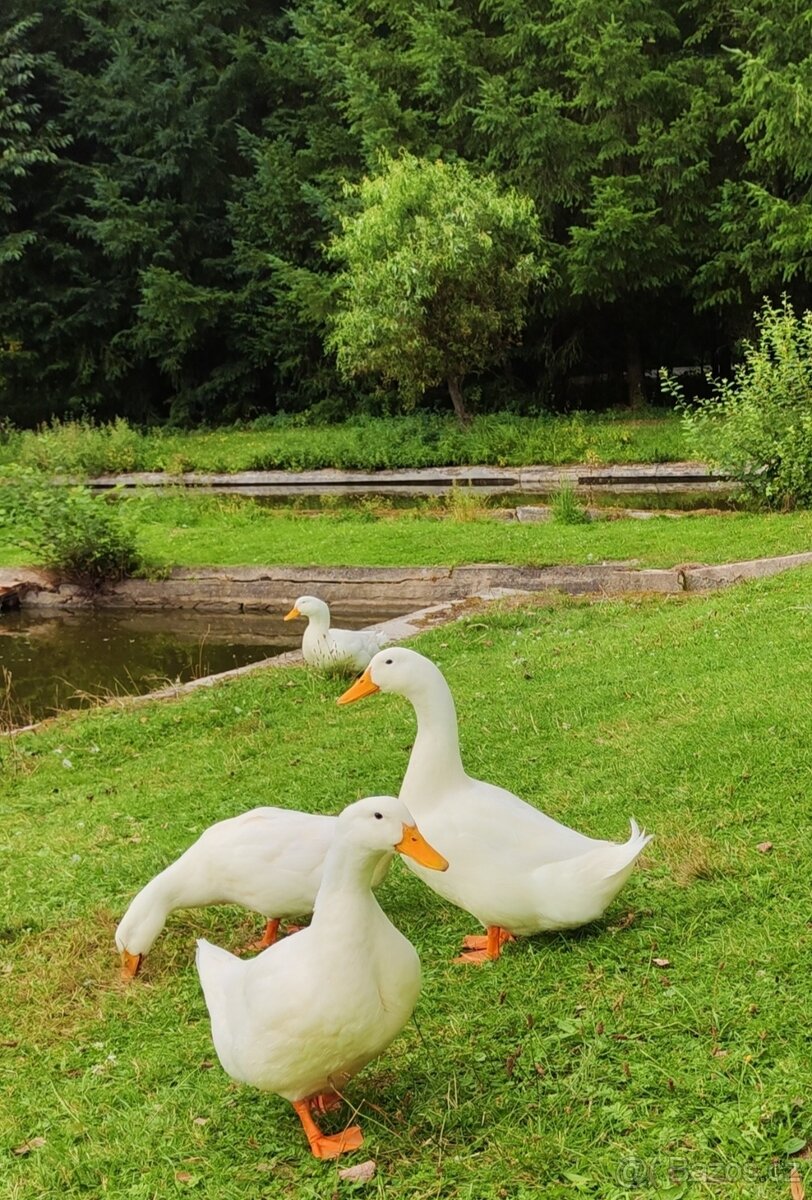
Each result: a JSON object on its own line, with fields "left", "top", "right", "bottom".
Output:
{"left": 4, "top": 552, "right": 812, "bottom": 614}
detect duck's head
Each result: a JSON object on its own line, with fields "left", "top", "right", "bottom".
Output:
{"left": 338, "top": 796, "right": 448, "bottom": 871}
{"left": 284, "top": 595, "right": 330, "bottom": 623}
{"left": 337, "top": 647, "right": 439, "bottom": 704}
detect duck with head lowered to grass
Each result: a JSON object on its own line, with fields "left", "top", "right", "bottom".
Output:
{"left": 115, "top": 804, "right": 393, "bottom": 980}
{"left": 195, "top": 795, "right": 448, "bottom": 1159}
{"left": 338, "top": 647, "right": 652, "bottom": 964}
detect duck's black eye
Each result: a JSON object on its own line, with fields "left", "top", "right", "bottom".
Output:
{"left": 374, "top": 811, "right": 383, "bottom": 820}
{"left": 385, "top": 658, "right": 393, "bottom": 665}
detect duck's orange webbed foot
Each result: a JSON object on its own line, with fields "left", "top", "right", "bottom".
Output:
{"left": 292, "top": 1098, "right": 363, "bottom": 1159}
{"left": 454, "top": 926, "right": 515, "bottom": 965}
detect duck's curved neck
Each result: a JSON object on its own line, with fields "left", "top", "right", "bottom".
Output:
{"left": 306, "top": 610, "right": 330, "bottom": 634}
{"left": 118, "top": 865, "right": 180, "bottom": 952}
{"left": 312, "top": 844, "right": 386, "bottom": 928}
{"left": 400, "top": 669, "right": 466, "bottom": 805}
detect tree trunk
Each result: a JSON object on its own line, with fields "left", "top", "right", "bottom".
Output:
{"left": 624, "top": 324, "right": 645, "bottom": 409}
{"left": 447, "top": 375, "right": 471, "bottom": 425}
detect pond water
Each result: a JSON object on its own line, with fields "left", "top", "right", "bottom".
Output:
{"left": 246, "top": 489, "right": 738, "bottom": 512}
{"left": 0, "top": 606, "right": 385, "bottom": 730}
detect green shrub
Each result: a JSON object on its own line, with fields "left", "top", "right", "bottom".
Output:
{"left": 1, "top": 472, "right": 143, "bottom": 586}
{"left": 674, "top": 297, "right": 812, "bottom": 509}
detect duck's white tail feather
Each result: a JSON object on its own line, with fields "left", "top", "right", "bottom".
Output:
{"left": 196, "top": 938, "right": 243, "bottom": 1014}
{"left": 533, "top": 819, "right": 653, "bottom": 930}
{"left": 601, "top": 819, "right": 653, "bottom": 881}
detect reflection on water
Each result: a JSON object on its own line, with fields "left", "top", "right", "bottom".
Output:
{"left": 0, "top": 607, "right": 379, "bottom": 728}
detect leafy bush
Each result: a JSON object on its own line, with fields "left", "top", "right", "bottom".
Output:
{"left": 674, "top": 297, "right": 812, "bottom": 508}
{"left": 1, "top": 472, "right": 143, "bottom": 586}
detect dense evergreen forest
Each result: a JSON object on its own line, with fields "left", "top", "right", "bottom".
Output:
{"left": 1, "top": 0, "right": 811, "bottom": 426}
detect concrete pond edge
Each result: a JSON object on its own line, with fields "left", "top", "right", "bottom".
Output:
{"left": 76, "top": 460, "right": 731, "bottom": 497}
{"left": 3, "top": 550, "right": 811, "bottom": 735}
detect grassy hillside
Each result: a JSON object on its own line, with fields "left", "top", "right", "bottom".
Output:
{"left": 2, "top": 570, "right": 810, "bottom": 1197}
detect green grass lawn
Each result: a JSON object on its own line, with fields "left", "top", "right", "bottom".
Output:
{"left": 2, "top": 570, "right": 811, "bottom": 1198}
{"left": 4, "top": 492, "right": 810, "bottom": 573}
{"left": 0, "top": 411, "right": 688, "bottom": 475}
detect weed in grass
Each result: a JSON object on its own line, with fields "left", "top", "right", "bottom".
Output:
{"left": 442, "top": 482, "right": 491, "bottom": 521}
{"left": 551, "top": 484, "right": 590, "bottom": 525}
{"left": 658, "top": 830, "right": 729, "bottom": 886}
{"left": 0, "top": 666, "right": 28, "bottom": 734}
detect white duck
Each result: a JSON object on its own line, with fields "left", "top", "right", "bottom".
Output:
{"left": 196, "top": 795, "right": 447, "bottom": 1159}
{"left": 284, "top": 595, "right": 388, "bottom": 673}
{"left": 338, "top": 648, "right": 652, "bottom": 964}
{"left": 115, "top": 806, "right": 392, "bottom": 980}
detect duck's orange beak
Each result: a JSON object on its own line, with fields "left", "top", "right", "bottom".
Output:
{"left": 283, "top": 607, "right": 301, "bottom": 621}
{"left": 120, "top": 949, "right": 142, "bottom": 982}
{"left": 337, "top": 667, "right": 380, "bottom": 705}
{"left": 395, "top": 825, "right": 448, "bottom": 872}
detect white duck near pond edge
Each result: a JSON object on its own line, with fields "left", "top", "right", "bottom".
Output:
{"left": 115, "top": 806, "right": 392, "bottom": 980}
{"left": 338, "top": 647, "right": 652, "bottom": 964}
{"left": 284, "top": 595, "right": 389, "bottom": 673}
{"left": 196, "top": 795, "right": 448, "bottom": 1160}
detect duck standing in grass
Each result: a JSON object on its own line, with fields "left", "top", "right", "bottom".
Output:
{"left": 284, "top": 595, "right": 388, "bottom": 673}
{"left": 115, "top": 805, "right": 392, "bottom": 980}
{"left": 196, "top": 795, "right": 448, "bottom": 1159}
{"left": 338, "top": 648, "right": 652, "bottom": 964}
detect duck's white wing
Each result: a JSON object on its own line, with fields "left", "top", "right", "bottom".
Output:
{"left": 190, "top": 807, "right": 337, "bottom": 915}
{"left": 327, "top": 628, "right": 384, "bottom": 672}
{"left": 412, "top": 777, "right": 606, "bottom": 872}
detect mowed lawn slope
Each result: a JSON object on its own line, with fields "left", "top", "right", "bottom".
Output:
{"left": 2, "top": 570, "right": 811, "bottom": 1198}
{"left": 2, "top": 494, "right": 812, "bottom": 572}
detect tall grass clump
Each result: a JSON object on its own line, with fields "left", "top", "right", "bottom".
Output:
{"left": 0, "top": 412, "right": 687, "bottom": 475}
{"left": 550, "top": 483, "right": 590, "bottom": 524}
{"left": 15, "top": 416, "right": 145, "bottom": 476}
{"left": 672, "top": 297, "right": 812, "bottom": 509}
{"left": 1, "top": 472, "right": 143, "bottom": 587}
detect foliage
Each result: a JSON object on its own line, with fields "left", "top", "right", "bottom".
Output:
{"left": 327, "top": 153, "right": 544, "bottom": 423}
{"left": 697, "top": 0, "right": 812, "bottom": 307}
{"left": 1, "top": 471, "right": 143, "bottom": 585}
{"left": 0, "top": 15, "right": 68, "bottom": 262}
{"left": 1, "top": 0, "right": 811, "bottom": 422}
{"left": 675, "top": 297, "right": 812, "bottom": 508}
{"left": 14, "top": 417, "right": 143, "bottom": 476}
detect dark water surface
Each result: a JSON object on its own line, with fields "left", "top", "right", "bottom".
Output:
{"left": 245, "top": 489, "right": 738, "bottom": 512}
{"left": 0, "top": 607, "right": 382, "bottom": 728}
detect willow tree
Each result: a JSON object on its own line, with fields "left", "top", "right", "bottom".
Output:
{"left": 326, "top": 153, "right": 543, "bottom": 424}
